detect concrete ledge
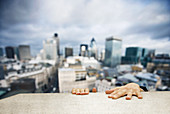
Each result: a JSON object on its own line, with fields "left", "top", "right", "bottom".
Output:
{"left": 0, "top": 92, "right": 170, "bottom": 114}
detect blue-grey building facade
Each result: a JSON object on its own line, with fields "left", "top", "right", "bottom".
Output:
{"left": 89, "top": 38, "right": 98, "bottom": 59}
{"left": 0, "top": 65, "right": 5, "bottom": 80}
{"left": 0, "top": 47, "right": 3, "bottom": 57}
{"left": 122, "top": 47, "right": 155, "bottom": 67}
{"left": 104, "top": 37, "right": 122, "bottom": 68}
{"left": 5, "top": 46, "right": 15, "bottom": 59}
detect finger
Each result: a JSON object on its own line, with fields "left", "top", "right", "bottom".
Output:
{"left": 84, "top": 88, "right": 89, "bottom": 95}
{"left": 136, "top": 91, "right": 143, "bottom": 99}
{"left": 132, "top": 92, "right": 136, "bottom": 95}
{"left": 108, "top": 90, "right": 119, "bottom": 98}
{"left": 126, "top": 90, "right": 133, "bottom": 100}
{"left": 112, "top": 90, "right": 126, "bottom": 99}
{"left": 76, "top": 88, "right": 80, "bottom": 95}
{"left": 72, "top": 88, "right": 76, "bottom": 94}
{"left": 140, "top": 88, "right": 144, "bottom": 92}
{"left": 92, "top": 88, "right": 97, "bottom": 93}
{"left": 105, "top": 87, "right": 121, "bottom": 94}
{"left": 80, "top": 88, "right": 86, "bottom": 95}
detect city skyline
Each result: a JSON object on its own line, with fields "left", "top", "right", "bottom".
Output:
{"left": 0, "top": 0, "right": 170, "bottom": 56}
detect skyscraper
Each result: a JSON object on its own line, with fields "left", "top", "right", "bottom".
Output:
{"left": 18, "top": 45, "right": 31, "bottom": 60}
{"left": 54, "top": 33, "right": 60, "bottom": 56}
{"left": 123, "top": 47, "right": 144, "bottom": 64}
{"left": 0, "top": 47, "right": 3, "bottom": 57}
{"left": 65, "top": 47, "right": 73, "bottom": 58}
{"left": 100, "top": 49, "right": 105, "bottom": 62}
{"left": 43, "top": 33, "right": 60, "bottom": 60}
{"left": 126, "top": 47, "right": 143, "bottom": 58}
{"left": 5, "top": 46, "right": 15, "bottom": 59}
{"left": 122, "top": 47, "right": 154, "bottom": 66}
{"left": 14, "top": 47, "right": 20, "bottom": 60}
{"left": 104, "top": 36, "right": 122, "bottom": 68}
{"left": 5, "top": 46, "right": 20, "bottom": 59}
{"left": 89, "top": 38, "right": 98, "bottom": 59}
{"left": 80, "top": 44, "right": 88, "bottom": 57}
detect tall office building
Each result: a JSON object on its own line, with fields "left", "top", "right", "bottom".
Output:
{"left": 43, "top": 33, "right": 60, "bottom": 60}
{"left": 54, "top": 33, "right": 60, "bottom": 56}
{"left": 89, "top": 38, "right": 98, "bottom": 59}
{"left": 100, "top": 49, "right": 105, "bottom": 62}
{"left": 14, "top": 47, "right": 20, "bottom": 60}
{"left": 18, "top": 45, "right": 31, "bottom": 60}
{"left": 0, "top": 47, "right": 3, "bottom": 57}
{"left": 5, "top": 46, "right": 20, "bottom": 59}
{"left": 104, "top": 36, "right": 122, "bottom": 68}
{"left": 80, "top": 44, "right": 88, "bottom": 57}
{"left": 5, "top": 46, "right": 15, "bottom": 59}
{"left": 122, "top": 47, "right": 145, "bottom": 64}
{"left": 122, "top": 47, "right": 154, "bottom": 66}
{"left": 126, "top": 47, "right": 143, "bottom": 58}
{"left": 65, "top": 47, "right": 73, "bottom": 58}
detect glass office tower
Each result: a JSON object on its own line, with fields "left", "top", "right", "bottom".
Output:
{"left": 5, "top": 46, "right": 15, "bottom": 59}
{"left": 43, "top": 33, "right": 60, "bottom": 60}
{"left": 89, "top": 38, "right": 98, "bottom": 59}
{"left": 104, "top": 37, "right": 122, "bottom": 68}
{"left": 124, "top": 47, "right": 145, "bottom": 64}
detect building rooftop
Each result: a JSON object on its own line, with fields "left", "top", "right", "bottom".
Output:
{"left": 106, "top": 36, "right": 122, "bottom": 41}
{"left": 118, "top": 73, "right": 139, "bottom": 82}
{"left": 136, "top": 73, "right": 159, "bottom": 82}
{"left": 0, "top": 92, "right": 170, "bottom": 113}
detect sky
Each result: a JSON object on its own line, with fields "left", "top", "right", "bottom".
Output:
{"left": 0, "top": 0, "right": 170, "bottom": 56}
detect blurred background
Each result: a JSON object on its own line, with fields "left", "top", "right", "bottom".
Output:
{"left": 0, "top": 0, "right": 170, "bottom": 99}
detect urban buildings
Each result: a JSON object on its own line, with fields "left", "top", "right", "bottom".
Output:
{"left": 80, "top": 44, "right": 88, "bottom": 57}
{"left": 65, "top": 56, "right": 101, "bottom": 69}
{"left": 95, "top": 79, "right": 115, "bottom": 92}
{"left": 58, "top": 56, "right": 102, "bottom": 93}
{"left": 89, "top": 38, "right": 98, "bottom": 59}
{"left": 65, "top": 47, "right": 73, "bottom": 58}
{"left": 104, "top": 36, "right": 122, "bottom": 68}
{"left": 43, "top": 33, "right": 60, "bottom": 61}
{"left": 58, "top": 67, "right": 96, "bottom": 93}
{"left": 0, "top": 30, "right": 170, "bottom": 100}
{"left": 18, "top": 45, "right": 31, "bottom": 60}
{"left": 121, "top": 47, "right": 155, "bottom": 67}
{"left": 146, "top": 53, "right": 170, "bottom": 90}
{"left": 0, "top": 58, "right": 57, "bottom": 94}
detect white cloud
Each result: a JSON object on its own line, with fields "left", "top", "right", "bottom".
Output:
{"left": 0, "top": 0, "right": 169, "bottom": 56}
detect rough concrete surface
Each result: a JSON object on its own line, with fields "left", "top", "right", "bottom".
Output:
{"left": 0, "top": 92, "right": 170, "bottom": 114}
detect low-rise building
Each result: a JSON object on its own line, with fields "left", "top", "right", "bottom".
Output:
{"left": 95, "top": 79, "right": 116, "bottom": 92}
{"left": 0, "top": 58, "right": 57, "bottom": 93}
{"left": 58, "top": 68, "right": 96, "bottom": 93}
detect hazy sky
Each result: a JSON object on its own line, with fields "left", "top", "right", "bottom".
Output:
{"left": 0, "top": 0, "right": 170, "bottom": 56}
